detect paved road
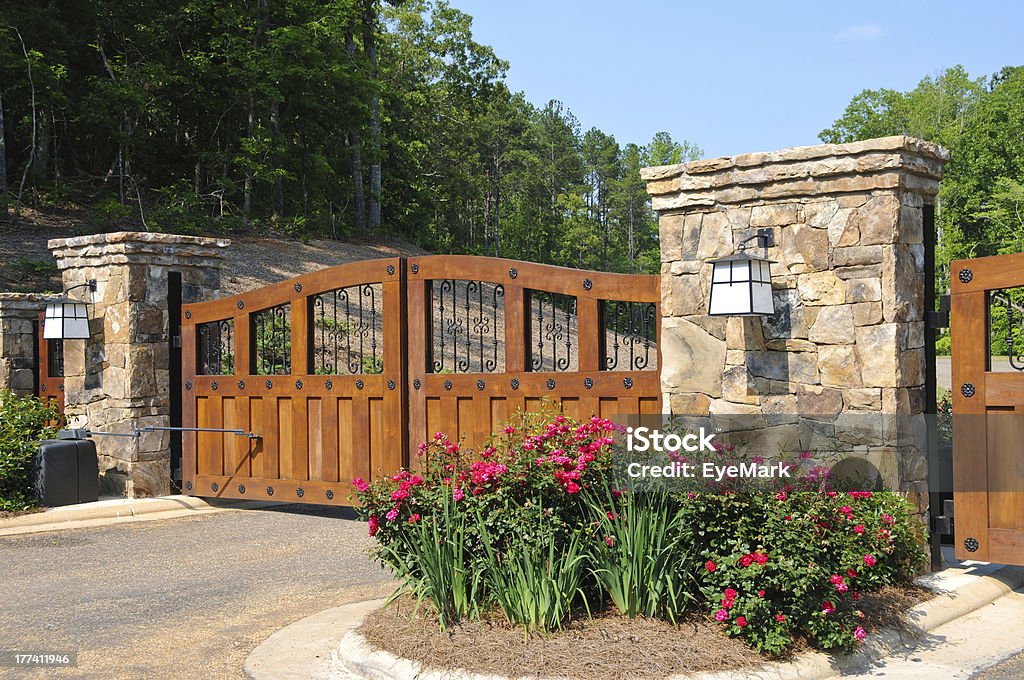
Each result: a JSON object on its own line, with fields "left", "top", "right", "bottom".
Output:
{"left": 0, "top": 505, "right": 393, "bottom": 679}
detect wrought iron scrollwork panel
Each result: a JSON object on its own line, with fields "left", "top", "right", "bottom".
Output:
{"left": 311, "top": 283, "right": 384, "bottom": 375}
{"left": 991, "top": 288, "right": 1024, "bottom": 371}
{"left": 602, "top": 301, "right": 658, "bottom": 372}
{"left": 251, "top": 304, "right": 291, "bottom": 375}
{"left": 430, "top": 279, "right": 505, "bottom": 373}
{"left": 197, "top": 318, "right": 235, "bottom": 375}
{"left": 528, "top": 291, "right": 578, "bottom": 373}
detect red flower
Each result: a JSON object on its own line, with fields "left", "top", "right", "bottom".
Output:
{"left": 724, "top": 588, "right": 738, "bottom": 599}
{"left": 705, "top": 560, "right": 717, "bottom": 572}
{"left": 408, "top": 513, "right": 421, "bottom": 524}
{"left": 847, "top": 568, "right": 858, "bottom": 579}
{"left": 853, "top": 524, "right": 865, "bottom": 534}
{"left": 854, "top": 626, "right": 867, "bottom": 641}
{"left": 739, "top": 555, "right": 753, "bottom": 567}
{"left": 774, "top": 613, "right": 786, "bottom": 622}
{"left": 736, "top": 616, "right": 748, "bottom": 628}
{"left": 822, "top": 601, "right": 835, "bottom": 615}
{"left": 863, "top": 554, "right": 877, "bottom": 567}
{"left": 367, "top": 515, "right": 379, "bottom": 536}
{"left": 758, "top": 590, "right": 766, "bottom": 598}
{"left": 755, "top": 552, "right": 769, "bottom": 565}
{"left": 353, "top": 477, "right": 370, "bottom": 493}
{"left": 604, "top": 536, "right": 615, "bottom": 548}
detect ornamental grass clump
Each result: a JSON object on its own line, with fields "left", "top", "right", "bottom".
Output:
{"left": 354, "top": 408, "right": 927, "bottom": 656}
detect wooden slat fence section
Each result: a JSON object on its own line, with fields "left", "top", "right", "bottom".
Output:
{"left": 181, "top": 255, "right": 662, "bottom": 507}
{"left": 950, "top": 251, "right": 1024, "bottom": 565}
{"left": 36, "top": 312, "right": 65, "bottom": 423}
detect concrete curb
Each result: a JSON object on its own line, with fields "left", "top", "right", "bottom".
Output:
{"left": 0, "top": 495, "right": 283, "bottom": 536}
{"left": 305, "top": 565, "right": 1024, "bottom": 680}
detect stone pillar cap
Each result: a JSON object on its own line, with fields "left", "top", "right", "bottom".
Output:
{"left": 641, "top": 135, "right": 950, "bottom": 181}
{"left": 48, "top": 231, "right": 231, "bottom": 253}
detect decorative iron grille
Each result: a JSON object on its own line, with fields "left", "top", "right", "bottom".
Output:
{"left": 311, "top": 283, "right": 383, "bottom": 375}
{"left": 528, "top": 291, "right": 577, "bottom": 372}
{"left": 430, "top": 279, "right": 505, "bottom": 373}
{"left": 251, "top": 303, "right": 291, "bottom": 375}
{"left": 197, "top": 318, "right": 235, "bottom": 375}
{"left": 990, "top": 288, "right": 1024, "bottom": 371}
{"left": 47, "top": 339, "right": 65, "bottom": 378}
{"left": 602, "top": 301, "right": 657, "bottom": 371}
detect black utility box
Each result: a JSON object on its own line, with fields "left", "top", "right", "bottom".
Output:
{"left": 35, "top": 438, "right": 99, "bottom": 507}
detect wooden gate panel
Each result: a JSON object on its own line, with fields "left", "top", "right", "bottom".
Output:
{"left": 951, "top": 251, "right": 1024, "bottom": 564}
{"left": 36, "top": 313, "right": 65, "bottom": 421}
{"left": 406, "top": 256, "right": 661, "bottom": 455}
{"left": 182, "top": 255, "right": 661, "bottom": 506}
{"left": 182, "top": 258, "right": 405, "bottom": 505}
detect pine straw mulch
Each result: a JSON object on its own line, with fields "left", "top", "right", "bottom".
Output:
{"left": 357, "top": 585, "right": 934, "bottom": 679}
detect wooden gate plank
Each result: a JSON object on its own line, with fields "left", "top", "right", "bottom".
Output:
{"left": 951, "top": 289, "right": 990, "bottom": 561}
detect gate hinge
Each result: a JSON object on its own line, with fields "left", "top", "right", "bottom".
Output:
{"left": 172, "top": 335, "right": 182, "bottom": 349}
{"left": 930, "top": 498, "right": 954, "bottom": 535}
{"left": 927, "top": 295, "right": 951, "bottom": 330}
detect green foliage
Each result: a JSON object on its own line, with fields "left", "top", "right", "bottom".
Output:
{"left": 0, "top": 391, "right": 58, "bottom": 511}
{"left": 1, "top": 2, "right": 699, "bottom": 274}
{"left": 585, "top": 485, "right": 695, "bottom": 622}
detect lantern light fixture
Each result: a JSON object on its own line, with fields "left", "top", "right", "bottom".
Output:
{"left": 43, "top": 280, "right": 96, "bottom": 340}
{"left": 707, "top": 229, "right": 776, "bottom": 316}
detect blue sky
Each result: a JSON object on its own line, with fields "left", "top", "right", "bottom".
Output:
{"left": 449, "top": 1, "right": 1024, "bottom": 159}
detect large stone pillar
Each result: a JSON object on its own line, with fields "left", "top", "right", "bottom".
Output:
{"left": 0, "top": 293, "right": 49, "bottom": 396}
{"left": 643, "top": 136, "right": 949, "bottom": 510}
{"left": 48, "top": 232, "right": 230, "bottom": 497}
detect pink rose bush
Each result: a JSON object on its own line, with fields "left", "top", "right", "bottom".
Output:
{"left": 353, "top": 408, "right": 925, "bottom": 654}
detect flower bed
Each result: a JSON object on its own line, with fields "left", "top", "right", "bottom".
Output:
{"left": 353, "top": 408, "right": 927, "bottom": 657}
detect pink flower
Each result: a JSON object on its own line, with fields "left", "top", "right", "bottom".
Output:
{"left": 385, "top": 508, "right": 399, "bottom": 522}
{"left": 847, "top": 568, "right": 858, "bottom": 579}
{"left": 390, "top": 488, "right": 410, "bottom": 502}
{"left": 830, "top": 574, "right": 844, "bottom": 585}
{"left": 736, "top": 616, "right": 748, "bottom": 628}
{"left": 775, "top": 613, "right": 786, "bottom": 622}
{"left": 822, "top": 601, "right": 835, "bottom": 615}
{"left": 839, "top": 505, "right": 852, "bottom": 515}
{"left": 853, "top": 591, "right": 861, "bottom": 601}
{"left": 755, "top": 552, "right": 769, "bottom": 566}
{"left": 854, "top": 626, "right": 867, "bottom": 641}
{"left": 714, "top": 608, "right": 729, "bottom": 622}
{"left": 705, "top": 560, "right": 717, "bottom": 572}
{"left": 408, "top": 513, "right": 421, "bottom": 524}
{"left": 739, "top": 554, "right": 753, "bottom": 567}
{"left": 837, "top": 582, "right": 849, "bottom": 593}
{"left": 776, "top": 492, "right": 788, "bottom": 501}
{"left": 758, "top": 590, "right": 766, "bottom": 598}
{"left": 863, "top": 554, "right": 877, "bottom": 567}
{"left": 565, "top": 481, "right": 581, "bottom": 494}
{"left": 800, "top": 450, "right": 813, "bottom": 460}
{"left": 452, "top": 486, "right": 464, "bottom": 502}
{"left": 367, "top": 515, "right": 379, "bottom": 536}
{"left": 722, "top": 597, "right": 734, "bottom": 609}
{"left": 604, "top": 536, "right": 615, "bottom": 548}
{"left": 853, "top": 524, "right": 865, "bottom": 534}
{"left": 724, "top": 588, "right": 738, "bottom": 599}
{"left": 353, "top": 477, "right": 370, "bottom": 493}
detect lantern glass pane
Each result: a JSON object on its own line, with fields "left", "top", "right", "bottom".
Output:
{"left": 709, "top": 282, "right": 751, "bottom": 315}
{"left": 712, "top": 261, "right": 731, "bottom": 283}
{"left": 731, "top": 259, "right": 751, "bottom": 282}
{"left": 751, "top": 282, "right": 774, "bottom": 314}
{"left": 63, "top": 317, "right": 91, "bottom": 339}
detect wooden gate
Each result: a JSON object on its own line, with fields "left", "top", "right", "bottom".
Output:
{"left": 36, "top": 312, "right": 65, "bottom": 419}
{"left": 950, "top": 251, "right": 1024, "bottom": 564}
{"left": 180, "top": 256, "right": 661, "bottom": 505}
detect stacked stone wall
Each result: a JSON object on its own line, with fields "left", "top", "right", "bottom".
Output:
{"left": 0, "top": 294, "right": 50, "bottom": 396}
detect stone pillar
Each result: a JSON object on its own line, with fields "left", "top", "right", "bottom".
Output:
{"left": 643, "top": 136, "right": 949, "bottom": 510}
{"left": 48, "top": 232, "right": 230, "bottom": 498}
{"left": 0, "top": 293, "right": 49, "bottom": 396}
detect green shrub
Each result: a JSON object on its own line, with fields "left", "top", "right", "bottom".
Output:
{"left": 0, "top": 391, "right": 58, "bottom": 511}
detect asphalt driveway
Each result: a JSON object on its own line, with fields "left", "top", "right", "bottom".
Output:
{"left": 0, "top": 505, "right": 393, "bottom": 679}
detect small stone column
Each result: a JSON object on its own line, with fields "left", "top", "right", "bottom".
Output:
{"left": 643, "top": 136, "right": 949, "bottom": 510}
{"left": 48, "top": 232, "right": 230, "bottom": 497}
{"left": 0, "top": 293, "right": 50, "bottom": 396}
